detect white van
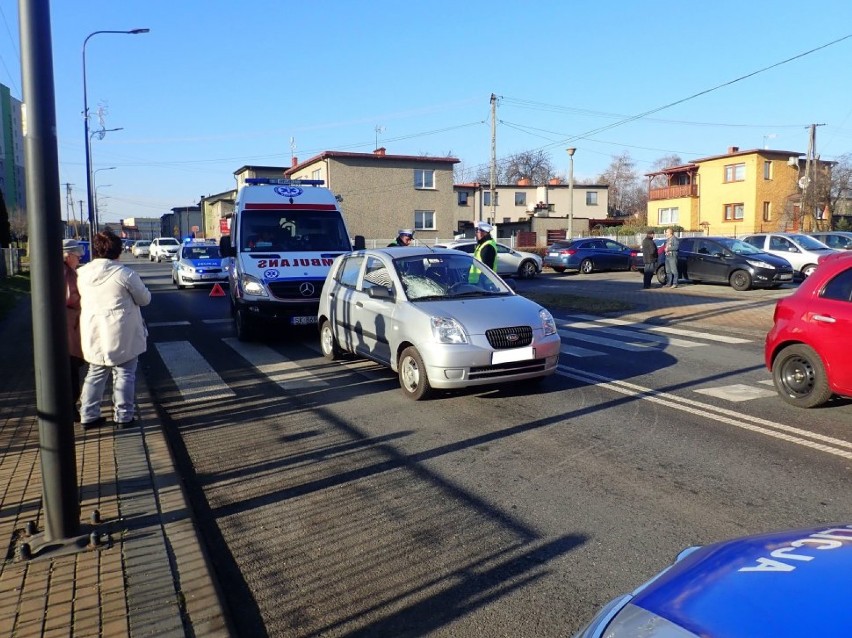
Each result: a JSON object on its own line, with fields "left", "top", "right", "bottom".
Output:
{"left": 219, "top": 178, "right": 363, "bottom": 340}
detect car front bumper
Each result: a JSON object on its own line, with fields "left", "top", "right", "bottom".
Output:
{"left": 417, "top": 333, "right": 562, "bottom": 389}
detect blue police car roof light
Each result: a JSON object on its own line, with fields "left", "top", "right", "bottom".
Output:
{"left": 245, "top": 178, "right": 325, "bottom": 186}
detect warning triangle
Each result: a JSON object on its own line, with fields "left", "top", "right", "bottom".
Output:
{"left": 210, "top": 283, "right": 226, "bottom": 297}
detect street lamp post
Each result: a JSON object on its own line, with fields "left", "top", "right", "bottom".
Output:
{"left": 83, "top": 29, "right": 149, "bottom": 241}
{"left": 93, "top": 167, "right": 116, "bottom": 227}
{"left": 566, "top": 147, "right": 576, "bottom": 240}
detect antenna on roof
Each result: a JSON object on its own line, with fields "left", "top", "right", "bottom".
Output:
{"left": 375, "top": 125, "right": 386, "bottom": 151}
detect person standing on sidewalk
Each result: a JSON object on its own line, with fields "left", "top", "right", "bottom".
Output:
{"left": 77, "top": 231, "right": 151, "bottom": 428}
{"left": 641, "top": 229, "right": 658, "bottom": 289}
{"left": 664, "top": 227, "right": 680, "bottom": 288}
{"left": 63, "top": 239, "right": 86, "bottom": 422}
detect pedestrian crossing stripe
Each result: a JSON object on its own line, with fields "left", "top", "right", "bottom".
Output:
{"left": 154, "top": 341, "right": 235, "bottom": 402}
{"left": 223, "top": 338, "right": 329, "bottom": 390}
{"left": 567, "top": 314, "right": 752, "bottom": 344}
{"left": 560, "top": 321, "right": 707, "bottom": 348}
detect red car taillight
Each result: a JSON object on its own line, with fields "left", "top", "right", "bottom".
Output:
{"left": 560, "top": 249, "right": 576, "bottom": 256}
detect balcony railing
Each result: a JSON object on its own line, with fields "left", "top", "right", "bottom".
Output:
{"left": 649, "top": 184, "right": 698, "bottom": 200}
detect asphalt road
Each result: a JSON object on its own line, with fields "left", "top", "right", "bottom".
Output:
{"left": 131, "top": 257, "right": 852, "bottom": 637}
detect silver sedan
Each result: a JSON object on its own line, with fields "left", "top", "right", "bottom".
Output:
{"left": 436, "top": 240, "right": 542, "bottom": 278}
{"left": 317, "top": 247, "right": 561, "bottom": 399}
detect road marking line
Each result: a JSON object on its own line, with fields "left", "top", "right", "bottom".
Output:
{"left": 558, "top": 364, "right": 852, "bottom": 460}
{"left": 557, "top": 328, "right": 656, "bottom": 352}
{"left": 154, "top": 341, "right": 235, "bottom": 401}
{"left": 560, "top": 321, "right": 707, "bottom": 348}
{"left": 560, "top": 344, "right": 604, "bottom": 358}
{"left": 567, "top": 314, "right": 752, "bottom": 344}
{"left": 694, "top": 384, "right": 777, "bottom": 402}
{"left": 223, "top": 338, "right": 329, "bottom": 389}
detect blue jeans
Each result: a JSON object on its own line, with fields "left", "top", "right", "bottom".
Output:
{"left": 79, "top": 357, "right": 138, "bottom": 424}
{"left": 665, "top": 255, "right": 679, "bottom": 286}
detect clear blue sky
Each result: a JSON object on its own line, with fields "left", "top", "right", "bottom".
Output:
{"left": 1, "top": 0, "right": 851, "bottom": 224}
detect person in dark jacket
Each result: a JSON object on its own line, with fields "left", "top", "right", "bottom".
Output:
{"left": 388, "top": 229, "right": 414, "bottom": 247}
{"left": 641, "top": 230, "right": 658, "bottom": 289}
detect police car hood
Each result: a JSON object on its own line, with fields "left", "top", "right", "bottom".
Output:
{"left": 629, "top": 523, "right": 852, "bottom": 636}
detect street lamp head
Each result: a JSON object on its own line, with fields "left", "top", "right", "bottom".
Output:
{"left": 129, "top": 28, "right": 150, "bottom": 34}
{"left": 567, "top": 147, "right": 576, "bottom": 157}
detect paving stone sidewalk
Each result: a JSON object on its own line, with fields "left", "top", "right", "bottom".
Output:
{"left": 0, "top": 298, "right": 231, "bottom": 637}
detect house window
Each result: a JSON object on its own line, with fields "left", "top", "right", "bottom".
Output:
{"left": 414, "top": 169, "right": 435, "bottom": 189}
{"left": 515, "top": 192, "right": 526, "bottom": 206}
{"left": 763, "top": 161, "right": 772, "bottom": 180}
{"left": 457, "top": 191, "right": 469, "bottom": 206}
{"left": 724, "top": 203, "right": 744, "bottom": 220}
{"left": 586, "top": 191, "right": 598, "bottom": 206}
{"left": 503, "top": 217, "right": 511, "bottom": 224}
{"left": 724, "top": 163, "right": 746, "bottom": 182}
{"left": 414, "top": 210, "right": 435, "bottom": 230}
{"left": 312, "top": 168, "right": 321, "bottom": 181}
{"left": 483, "top": 191, "right": 499, "bottom": 207}
{"left": 762, "top": 201, "right": 771, "bottom": 222}
{"left": 657, "top": 207, "right": 679, "bottom": 224}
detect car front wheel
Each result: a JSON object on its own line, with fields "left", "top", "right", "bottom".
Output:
{"left": 320, "top": 320, "right": 343, "bottom": 361}
{"left": 729, "top": 269, "right": 752, "bottom": 291}
{"left": 655, "top": 265, "right": 667, "bottom": 284}
{"left": 234, "top": 308, "right": 254, "bottom": 342}
{"left": 772, "top": 344, "right": 833, "bottom": 408}
{"left": 398, "top": 346, "right": 432, "bottom": 400}
{"left": 801, "top": 263, "right": 818, "bottom": 278}
{"left": 518, "top": 260, "right": 538, "bottom": 279}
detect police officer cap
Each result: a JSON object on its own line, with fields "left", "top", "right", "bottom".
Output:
{"left": 475, "top": 221, "right": 493, "bottom": 233}
{"left": 398, "top": 229, "right": 414, "bottom": 237}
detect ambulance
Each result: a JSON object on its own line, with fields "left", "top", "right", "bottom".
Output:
{"left": 219, "top": 178, "right": 363, "bottom": 340}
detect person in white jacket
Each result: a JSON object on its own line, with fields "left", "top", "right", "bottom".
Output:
{"left": 77, "top": 231, "right": 151, "bottom": 427}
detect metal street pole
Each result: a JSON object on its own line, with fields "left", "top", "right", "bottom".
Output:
{"left": 93, "top": 166, "right": 116, "bottom": 222}
{"left": 19, "top": 0, "right": 80, "bottom": 542}
{"left": 83, "top": 29, "right": 148, "bottom": 241}
{"left": 566, "top": 147, "right": 576, "bottom": 239}
{"left": 89, "top": 131, "right": 121, "bottom": 230}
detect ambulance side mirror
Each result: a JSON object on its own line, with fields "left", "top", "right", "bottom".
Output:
{"left": 219, "top": 236, "right": 235, "bottom": 258}
{"left": 353, "top": 235, "right": 366, "bottom": 251}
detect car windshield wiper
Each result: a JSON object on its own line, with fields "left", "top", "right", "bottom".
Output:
{"left": 451, "top": 290, "right": 503, "bottom": 298}
{"left": 410, "top": 295, "right": 448, "bottom": 302}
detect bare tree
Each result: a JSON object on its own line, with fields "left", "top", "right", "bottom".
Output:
{"left": 598, "top": 151, "right": 639, "bottom": 216}
{"left": 647, "top": 154, "right": 684, "bottom": 188}
{"left": 827, "top": 153, "right": 852, "bottom": 225}
{"left": 472, "top": 150, "right": 556, "bottom": 185}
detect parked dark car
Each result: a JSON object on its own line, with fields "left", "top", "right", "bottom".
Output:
{"left": 809, "top": 231, "right": 852, "bottom": 251}
{"left": 544, "top": 238, "right": 639, "bottom": 274}
{"left": 656, "top": 236, "right": 794, "bottom": 291}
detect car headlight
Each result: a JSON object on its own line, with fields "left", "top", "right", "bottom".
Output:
{"left": 540, "top": 308, "right": 557, "bottom": 336}
{"left": 745, "top": 259, "right": 775, "bottom": 270}
{"left": 179, "top": 263, "right": 195, "bottom": 273}
{"left": 240, "top": 273, "right": 268, "bottom": 297}
{"left": 430, "top": 316, "right": 468, "bottom": 344}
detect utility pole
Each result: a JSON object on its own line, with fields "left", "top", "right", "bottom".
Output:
{"left": 63, "top": 182, "right": 74, "bottom": 237}
{"left": 489, "top": 93, "right": 497, "bottom": 222}
{"left": 800, "top": 123, "right": 825, "bottom": 231}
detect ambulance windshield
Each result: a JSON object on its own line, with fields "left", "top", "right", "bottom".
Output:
{"left": 240, "top": 210, "right": 351, "bottom": 252}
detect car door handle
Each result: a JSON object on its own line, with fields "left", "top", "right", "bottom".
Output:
{"left": 356, "top": 301, "right": 364, "bottom": 308}
{"left": 812, "top": 314, "right": 836, "bottom": 324}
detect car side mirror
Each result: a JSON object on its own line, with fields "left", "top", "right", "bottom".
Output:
{"left": 367, "top": 286, "right": 393, "bottom": 300}
{"left": 788, "top": 247, "right": 800, "bottom": 253}
{"left": 714, "top": 251, "right": 725, "bottom": 258}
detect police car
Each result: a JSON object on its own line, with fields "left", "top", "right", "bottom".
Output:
{"left": 574, "top": 522, "right": 852, "bottom": 637}
{"left": 171, "top": 240, "right": 228, "bottom": 289}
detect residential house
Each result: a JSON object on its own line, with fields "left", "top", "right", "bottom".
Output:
{"left": 284, "top": 148, "right": 459, "bottom": 243}
{"left": 163, "top": 206, "right": 201, "bottom": 239}
{"left": 454, "top": 179, "right": 610, "bottom": 245}
{"left": 200, "top": 189, "right": 236, "bottom": 241}
{"left": 0, "top": 83, "right": 25, "bottom": 217}
{"left": 645, "top": 146, "right": 832, "bottom": 235}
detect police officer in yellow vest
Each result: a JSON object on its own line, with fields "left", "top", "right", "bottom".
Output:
{"left": 468, "top": 221, "right": 498, "bottom": 283}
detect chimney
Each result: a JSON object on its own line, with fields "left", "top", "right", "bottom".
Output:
{"left": 374, "top": 147, "right": 386, "bottom": 156}
{"left": 291, "top": 156, "right": 298, "bottom": 167}
{"left": 727, "top": 146, "right": 739, "bottom": 154}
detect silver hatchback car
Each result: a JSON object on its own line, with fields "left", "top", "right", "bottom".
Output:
{"left": 317, "top": 247, "right": 561, "bottom": 399}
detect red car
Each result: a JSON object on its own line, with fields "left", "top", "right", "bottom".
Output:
{"left": 765, "top": 251, "right": 852, "bottom": 407}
